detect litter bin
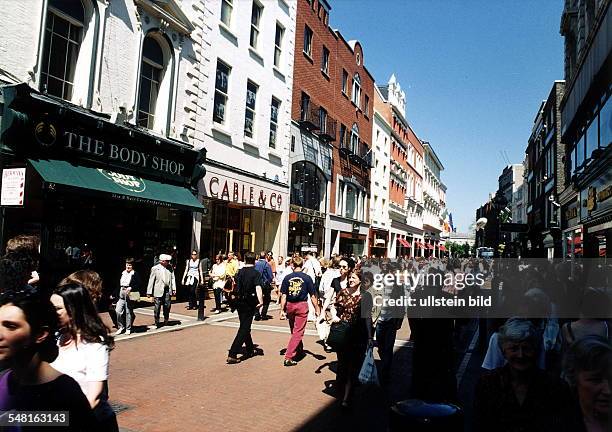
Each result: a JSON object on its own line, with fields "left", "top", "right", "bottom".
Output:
{"left": 389, "top": 399, "right": 463, "bottom": 432}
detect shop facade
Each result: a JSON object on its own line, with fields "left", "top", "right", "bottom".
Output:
{"left": 197, "top": 163, "right": 289, "bottom": 260}
{"left": 579, "top": 167, "right": 611, "bottom": 258}
{"left": 368, "top": 227, "right": 388, "bottom": 258}
{"left": 0, "top": 84, "right": 206, "bottom": 291}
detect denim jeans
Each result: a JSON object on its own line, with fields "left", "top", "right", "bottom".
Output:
{"left": 213, "top": 287, "right": 223, "bottom": 310}
{"left": 115, "top": 287, "right": 132, "bottom": 331}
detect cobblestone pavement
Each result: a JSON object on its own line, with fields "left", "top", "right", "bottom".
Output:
{"left": 106, "top": 299, "right": 481, "bottom": 432}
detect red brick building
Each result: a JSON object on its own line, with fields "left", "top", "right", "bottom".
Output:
{"left": 288, "top": 0, "right": 375, "bottom": 256}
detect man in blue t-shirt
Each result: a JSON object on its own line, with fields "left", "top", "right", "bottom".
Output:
{"left": 280, "top": 256, "right": 320, "bottom": 366}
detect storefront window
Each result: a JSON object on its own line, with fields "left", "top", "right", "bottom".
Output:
{"left": 290, "top": 161, "right": 326, "bottom": 212}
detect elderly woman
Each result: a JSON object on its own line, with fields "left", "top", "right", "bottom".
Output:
{"left": 474, "top": 318, "right": 578, "bottom": 432}
{"left": 563, "top": 336, "right": 611, "bottom": 432}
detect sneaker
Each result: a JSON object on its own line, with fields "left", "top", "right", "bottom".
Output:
{"left": 283, "top": 359, "right": 298, "bottom": 367}
{"left": 226, "top": 356, "right": 241, "bottom": 364}
{"left": 215, "top": 309, "right": 221, "bottom": 314}
{"left": 115, "top": 328, "right": 125, "bottom": 335}
{"left": 125, "top": 330, "right": 131, "bottom": 335}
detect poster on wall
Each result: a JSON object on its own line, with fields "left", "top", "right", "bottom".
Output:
{"left": 1, "top": 168, "right": 26, "bottom": 206}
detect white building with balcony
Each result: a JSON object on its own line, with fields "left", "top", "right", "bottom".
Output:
{"left": 422, "top": 141, "right": 446, "bottom": 256}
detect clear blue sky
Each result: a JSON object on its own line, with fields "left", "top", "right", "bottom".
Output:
{"left": 330, "top": 0, "right": 565, "bottom": 231}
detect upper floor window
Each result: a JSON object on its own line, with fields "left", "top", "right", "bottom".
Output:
{"left": 274, "top": 24, "right": 284, "bottom": 68}
{"left": 269, "top": 97, "right": 280, "bottom": 148}
{"left": 364, "top": 95, "right": 370, "bottom": 117}
{"left": 339, "top": 123, "right": 347, "bottom": 146}
{"left": 213, "top": 60, "right": 231, "bottom": 124}
{"left": 319, "top": 107, "right": 327, "bottom": 134}
{"left": 350, "top": 123, "right": 359, "bottom": 153}
{"left": 300, "top": 92, "right": 310, "bottom": 121}
{"left": 342, "top": 69, "right": 348, "bottom": 94}
{"left": 321, "top": 46, "right": 329, "bottom": 75}
{"left": 244, "top": 80, "right": 258, "bottom": 138}
{"left": 40, "top": 0, "right": 85, "bottom": 100}
{"left": 351, "top": 74, "right": 361, "bottom": 106}
{"left": 250, "top": 1, "right": 263, "bottom": 50}
{"left": 221, "top": 0, "right": 233, "bottom": 27}
{"left": 303, "top": 25, "right": 313, "bottom": 57}
{"left": 137, "top": 36, "right": 166, "bottom": 129}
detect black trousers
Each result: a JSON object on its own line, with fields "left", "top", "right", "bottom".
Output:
{"left": 153, "top": 288, "right": 171, "bottom": 325}
{"left": 258, "top": 284, "right": 272, "bottom": 318}
{"left": 187, "top": 280, "right": 199, "bottom": 309}
{"left": 229, "top": 304, "right": 256, "bottom": 357}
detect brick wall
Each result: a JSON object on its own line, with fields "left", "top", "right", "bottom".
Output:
{"left": 292, "top": 0, "right": 374, "bottom": 216}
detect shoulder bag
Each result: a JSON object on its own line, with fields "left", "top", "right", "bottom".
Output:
{"left": 326, "top": 320, "right": 351, "bottom": 351}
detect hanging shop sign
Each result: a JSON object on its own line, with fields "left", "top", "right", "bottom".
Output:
{"left": 1, "top": 167, "right": 26, "bottom": 206}
{"left": 204, "top": 172, "right": 286, "bottom": 211}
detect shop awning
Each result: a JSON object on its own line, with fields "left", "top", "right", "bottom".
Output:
{"left": 29, "top": 159, "right": 204, "bottom": 212}
{"left": 439, "top": 245, "right": 447, "bottom": 252}
{"left": 398, "top": 238, "right": 411, "bottom": 248}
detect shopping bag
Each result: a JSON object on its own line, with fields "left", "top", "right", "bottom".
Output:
{"left": 315, "top": 318, "right": 331, "bottom": 341}
{"left": 326, "top": 321, "right": 351, "bottom": 351}
{"left": 128, "top": 291, "right": 141, "bottom": 302}
{"left": 358, "top": 346, "right": 379, "bottom": 386}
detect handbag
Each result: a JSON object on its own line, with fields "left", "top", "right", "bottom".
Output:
{"left": 358, "top": 345, "right": 380, "bottom": 386}
{"left": 326, "top": 320, "right": 351, "bottom": 351}
{"left": 128, "top": 291, "right": 141, "bottom": 302}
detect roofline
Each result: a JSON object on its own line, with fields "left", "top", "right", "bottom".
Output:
{"left": 334, "top": 30, "right": 376, "bottom": 83}
{"left": 422, "top": 142, "right": 444, "bottom": 170}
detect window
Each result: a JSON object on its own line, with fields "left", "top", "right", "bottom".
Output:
{"left": 585, "top": 117, "right": 598, "bottom": 160}
{"left": 221, "top": 0, "right": 233, "bottom": 27}
{"left": 321, "top": 46, "right": 329, "bottom": 75}
{"left": 575, "top": 133, "right": 585, "bottom": 170}
{"left": 244, "top": 81, "right": 258, "bottom": 138}
{"left": 303, "top": 25, "right": 313, "bottom": 57}
{"left": 352, "top": 74, "right": 361, "bottom": 106}
{"left": 364, "top": 95, "right": 370, "bottom": 116}
{"left": 342, "top": 69, "right": 348, "bottom": 94}
{"left": 274, "top": 24, "right": 284, "bottom": 68}
{"left": 300, "top": 92, "right": 310, "bottom": 122}
{"left": 601, "top": 95, "right": 611, "bottom": 149}
{"left": 137, "top": 37, "right": 164, "bottom": 129}
{"left": 291, "top": 135, "right": 295, "bottom": 152}
{"left": 250, "top": 1, "right": 263, "bottom": 49}
{"left": 291, "top": 161, "right": 326, "bottom": 211}
{"left": 40, "top": 0, "right": 85, "bottom": 100}
{"left": 319, "top": 107, "right": 327, "bottom": 134}
{"left": 213, "top": 60, "right": 231, "bottom": 124}
{"left": 345, "top": 184, "right": 357, "bottom": 219}
{"left": 350, "top": 123, "right": 359, "bottom": 153}
{"left": 339, "top": 124, "right": 347, "bottom": 146}
{"left": 269, "top": 97, "right": 280, "bottom": 148}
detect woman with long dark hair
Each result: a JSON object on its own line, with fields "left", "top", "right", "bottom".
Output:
{"left": 0, "top": 286, "right": 95, "bottom": 430}
{"left": 50, "top": 283, "right": 118, "bottom": 431}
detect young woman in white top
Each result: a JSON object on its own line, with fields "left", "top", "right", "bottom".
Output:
{"left": 50, "top": 283, "right": 118, "bottom": 431}
{"left": 211, "top": 254, "right": 227, "bottom": 313}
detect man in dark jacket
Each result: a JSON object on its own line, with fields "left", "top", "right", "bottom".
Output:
{"left": 254, "top": 251, "right": 273, "bottom": 321}
{"left": 227, "top": 252, "right": 264, "bottom": 364}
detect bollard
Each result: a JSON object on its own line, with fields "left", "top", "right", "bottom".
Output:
{"left": 389, "top": 399, "right": 463, "bottom": 432}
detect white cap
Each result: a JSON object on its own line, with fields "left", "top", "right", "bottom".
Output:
{"left": 159, "top": 254, "right": 172, "bottom": 261}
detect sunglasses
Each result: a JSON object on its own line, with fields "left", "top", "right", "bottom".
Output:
{"left": 339, "top": 265, "right": 349, "bottom": 269}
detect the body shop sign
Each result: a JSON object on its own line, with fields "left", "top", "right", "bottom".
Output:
{"left": 1, "top": 168, "right": 26, "bottom": 206}
{"left": 203, "top": 172, "right": 286, "bottom": 211}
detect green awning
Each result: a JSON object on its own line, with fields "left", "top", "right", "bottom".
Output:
{"left": 29, "top": 159, "right": 204, "bottom": 212}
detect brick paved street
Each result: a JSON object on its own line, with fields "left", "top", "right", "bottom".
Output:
{"left": 104, "top": 300, "right": 482, "bottom": 432}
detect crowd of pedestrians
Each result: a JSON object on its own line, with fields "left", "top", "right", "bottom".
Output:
{"left": 0, "top": 233, "right": 609, "bottom": 431}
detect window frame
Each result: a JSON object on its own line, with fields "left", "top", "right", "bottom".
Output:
{"left": 269, "top": 96, "right": 281, "bottom": 148}
{"left": 220, "top": 0, "right": 233, "bottom": 27}
{"left": 213, "top": 59, "right": 231, "bottom": 125}
{"left": 244, "top": 80, "right": 258, "bottom": 138}
{"left": 249, "top": 1, "right": 263, "bottom": 50}
{"left": 351, "top": 73, "right": 361, "bottom": 106}
{"left": 342, "top": 69, "right": 348, "bottom": 94}
{"left": 274, "top": 23, "right": 284, "bottom": 68}
{"left": 137, "top": 37, "right": 165, "bottom": 129}
{"left": 321, "top": 45, "right": 329, "bottom": 76}
{"left": 303, "top": 25, "right": 313, "bottom": 57}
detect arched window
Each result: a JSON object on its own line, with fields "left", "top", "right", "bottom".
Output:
{"left": 40, "top": 0, "right": 85, "bottom": 100}
{"left": 138, "top": 35, "right": 168, "bottom": 131}
{"left": 351, "top": 73, "right": 361, "bottom": 106}
{"left": 350, "top": 123, "right": 359, "bottom": 154}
